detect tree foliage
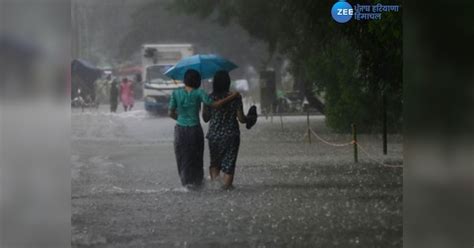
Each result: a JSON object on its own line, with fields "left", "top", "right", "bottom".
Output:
{"left": 170, "top": 0, "right": 402, "bottom": 132}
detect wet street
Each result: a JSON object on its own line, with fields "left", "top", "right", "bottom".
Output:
{"left": 72, "top": 102, "right": 403, "bottom": 248}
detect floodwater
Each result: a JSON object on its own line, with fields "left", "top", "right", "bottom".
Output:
{"left": 72, "top": 102, "right": 402, "bottom": 247}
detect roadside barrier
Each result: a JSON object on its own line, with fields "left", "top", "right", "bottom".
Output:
{"left": 309, "top": 129, "right": 353, "bottom": 147}
{"left": 270, "top": 109, "right": 402, "bottom": 168}
{"left": 355, "top": 142, "right": 403, "bottom": 168}
{"left": 302, "top": 115, "right": 403, "bottom": 168}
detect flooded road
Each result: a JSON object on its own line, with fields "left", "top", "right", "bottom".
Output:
{"left": 72, "top": 102, "right": 402, "bottom": 247}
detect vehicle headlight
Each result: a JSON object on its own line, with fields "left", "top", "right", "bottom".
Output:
{"left": 145, "top": 96, "right": 157, "bottom": 103}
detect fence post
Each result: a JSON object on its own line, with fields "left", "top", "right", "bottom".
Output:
{"left": 307, "top": 110, "right": 311, "bottom": 144}
{"left": 270, "top": 106, "right": 274, "bottom": 123}
{"left": 382, "top": 94, "right": 388, "bottom": 155}
{"left": 352, "top": 123, "right": 358, "bottom": 163}
{"left": 279, "top": 110, "right": 284, "bottom": 131}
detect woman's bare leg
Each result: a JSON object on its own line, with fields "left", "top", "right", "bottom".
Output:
{"left": 223, "top": 173, "right": 234, "bottom": 189}
{"left": 209, "top": 166, "right": 220, "bottom": 180}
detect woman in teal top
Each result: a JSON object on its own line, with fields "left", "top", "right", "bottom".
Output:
{"left": 168, "top": 69, "right": 239, "bottom": 188}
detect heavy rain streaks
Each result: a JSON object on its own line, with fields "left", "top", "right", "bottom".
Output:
{"left": 72, "top": 104, "right": 402, "bottom": 247}
{"left": 71, "top": 0, "right": 402, "bottom": 247}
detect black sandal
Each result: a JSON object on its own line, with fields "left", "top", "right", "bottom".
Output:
{"left": 246, "top": 105, "right": 258, "bottom": 129}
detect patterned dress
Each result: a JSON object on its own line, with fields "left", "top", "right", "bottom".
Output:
{"left": 205, "top": 93, "right": 243, "bottom": 175}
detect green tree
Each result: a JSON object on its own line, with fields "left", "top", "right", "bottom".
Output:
{"left": 169, "top": 0, "right": 402, "bottom": 132}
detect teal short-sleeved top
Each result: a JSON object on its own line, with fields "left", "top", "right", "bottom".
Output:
{"left": 169, "top": 88, "right": 214, "bottom": 127}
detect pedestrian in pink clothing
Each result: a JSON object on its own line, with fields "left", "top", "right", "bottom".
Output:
{"left": 120, "top": 78, "right": 134, "bottom": 111}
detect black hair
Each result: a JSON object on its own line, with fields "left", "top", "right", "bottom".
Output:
{"left": 184, "top": 69, "right": 201, "bottom": 88}
{"left": 212, "top": 70, "right": 231, "bottom": 95}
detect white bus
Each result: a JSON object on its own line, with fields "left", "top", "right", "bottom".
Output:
{"left": 141, "top": 44, "right": 194, "bottom": 114}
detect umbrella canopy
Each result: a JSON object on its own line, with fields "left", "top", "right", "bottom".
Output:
{"left": 71, "top": 59, "right": 103, "bottom": 83}
{"left": 117, "top": 66, "right": 143, "bottom": 76}
{"left": 71, "top": 59, "right": 103, "bottom": 99}
{"left": 164, "top": 54, "right": 237, "bottom": 80}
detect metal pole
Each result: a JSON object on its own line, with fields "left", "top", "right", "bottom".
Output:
{"left": 382, "top": 94, "right": 388, "bottom": 155}
{"left": 279, "top": 109, "right": 284, "bottom": 131}
{"left": 307, "top": 110, "right": 311, "bottom": 144}
{"left": 270, "top": 105, "right": 274, "bottom": 123}
{"left": 352, "top": 123, "right": 358, "bottom": 163}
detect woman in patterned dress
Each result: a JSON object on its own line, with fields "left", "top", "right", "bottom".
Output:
{"left": 203, "top": 70, "right": 247, "bottom": 190}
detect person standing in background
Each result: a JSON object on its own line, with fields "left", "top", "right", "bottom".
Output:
{"left": 120, "top": 77, "right": 134, "bottom": 111}
{"left": 109, "top": 78, "right": 119, "bottom": 113}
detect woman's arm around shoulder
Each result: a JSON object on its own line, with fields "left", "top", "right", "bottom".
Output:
{"left": 208, "top": 91, "right": 241, "bottom": 108}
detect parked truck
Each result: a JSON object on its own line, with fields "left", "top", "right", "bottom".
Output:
{"left": 141, "top": 44, "right": 194, "bottom": 114}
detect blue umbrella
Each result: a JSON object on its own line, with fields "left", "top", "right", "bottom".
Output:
{"left": 164, "top": 54, "right": 238, "bottom": 80}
